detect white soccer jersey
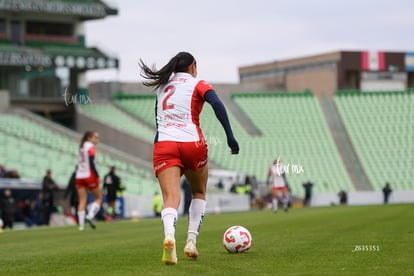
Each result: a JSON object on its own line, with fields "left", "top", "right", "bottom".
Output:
{"left": 155, "top": 72, "right": 213, "bottom": 142}
{"left": 269, "top": 164, "right": 287, "bottom": 188}
{"left": 76, "top": 141, "right": 96, "bottom": 179}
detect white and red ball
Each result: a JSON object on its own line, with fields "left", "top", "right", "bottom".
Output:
{"left": 223, "top": 225, "right": 252, "bottom": 253}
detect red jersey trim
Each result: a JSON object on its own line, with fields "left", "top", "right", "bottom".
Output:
{"left": 190, "top": 80, "right": 213, "bottom": 141}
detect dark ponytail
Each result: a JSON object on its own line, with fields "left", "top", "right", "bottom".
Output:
{"left": 139, "top": 52, "right": 195, "bottom": 90}
{"left": 79, "top": 131, "right": 95, "bottom": 148}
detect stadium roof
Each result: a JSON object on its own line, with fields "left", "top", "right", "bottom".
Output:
{"left": 0, "top": 44, "right": 118, "bottom": 69}
{"left": 0, "top": 0, "right": 118, "bottom": 19}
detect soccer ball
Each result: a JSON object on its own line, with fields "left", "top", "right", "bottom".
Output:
{"left": 0, "top": 218, "right": 3, "bottom": 228}
{"left": 223, "top": 225, "right": 252, "bottom": 253}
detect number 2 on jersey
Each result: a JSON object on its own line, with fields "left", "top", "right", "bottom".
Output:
{"left": 162, "top": 85, "right": 175, "bottom": 110}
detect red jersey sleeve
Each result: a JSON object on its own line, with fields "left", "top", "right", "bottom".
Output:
{"left": 195, "top": 80, "right": 214, "bottom": 98}
{"left": 88, "top": 146, "right": 96, "bottom": 157}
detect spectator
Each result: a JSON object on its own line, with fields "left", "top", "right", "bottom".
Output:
{"left": 229, "top": 182, "right": 237, "bottom": 194}
{"left": 250, "top": 175, "right": 259, "bottom": 193}
{"left": 64, "top": 165, "right": 79, "bottom": 219}
{"left": 215, "top": 179, "right": 224, "bottom": 190}
{"left": 0, "top": 165, "right": 6, "bottom": 177}
{"left": 33, "top": 192, "right": 46, "bottom": 225}
{"left": 153, "top": 192, "right": 162, "bottom": 217}
{"left": 0, "top": 189, "right": 16, "bottom": 230}
{"left": 42, "top": 169, "right": 59, "bottom": 225}
{"left": 103, "top": 166, "right": 121, "bottom": 218}
{"left": 181, "top": 178, "right": 192, "bottom": 216}
{"left": 235, "top": 183, "right": 246, "bottom": 194}
{"left": 16, "top": 197, "right": 35, "bottom": 227}
{"left": 286, "top": 182, "right": 292, "bottom": 208}
{"left": 338, "top": 190, "right": 347, "bottom": 205}
{"left": 244, "top": 176, "right": 254, "bottom": 206}
{"left": 4, "top": 169, "right": 20, "bottom": 179}
{"left": 302, "top": 181, "right": 314, "bottom": 207}
{"left": 382, "top": 182, "right": 392, "bottom": 204}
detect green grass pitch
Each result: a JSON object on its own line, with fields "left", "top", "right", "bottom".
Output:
{"left": 0, "top": 204, "right": 413, "bottom": 275}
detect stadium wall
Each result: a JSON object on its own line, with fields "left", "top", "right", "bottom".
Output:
{"left": 286, "top": 67, "right": 337, "bottom": 98}
{"left": 122, "top": 191, "right": 414, "bottom": 218}
{"left": 311, "top": 191, "right": 414, "bottom": 206}
{"left": 0, "top": 90, "right": 10, "bottom": 112}
{"left": 123, "top": 193, "right": 250, "bottom": 218}
{"left": 239, "top": 50, "right": 413, "bottom": 97}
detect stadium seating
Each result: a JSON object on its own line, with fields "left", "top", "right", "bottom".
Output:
{"left": 0, "top": 114, "right": 158, "bottom": 195}
{"left": 335, "top": 90, "right": 414, "bottom": 191}
{"left": 106, "top": 90, "right": 414, "bottom": 196}
{"left": 230, "top": 92, "right": 354, "bottom": 196}
{"left": 114, "top": 94, "right": 156, "bottom": 128}
{"left": 115, "top": 92, "right": 355, "bottom": 197}
{"left": 78, "top": 103, "right": 155, "bottom": 142}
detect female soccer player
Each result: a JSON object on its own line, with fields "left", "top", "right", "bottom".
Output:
{"left": 76, "top": 131, "right": 102, "bottom": 231}
{"left": 268, "top": 158, "right": 289, "bottom": 212}
{"left": 139, "top": 52, "right": 239, "bottom": 265}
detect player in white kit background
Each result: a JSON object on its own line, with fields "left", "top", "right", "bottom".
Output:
{"left": 139, "top": 52, "right": 239, "bottom": 265}
{"left": 76, "top": 131, "right": 102, "bottom": 231}
{"left": 268, "top": 158, "right": 289, "bottom": 212}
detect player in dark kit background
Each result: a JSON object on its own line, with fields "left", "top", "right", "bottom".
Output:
{"left": 103, "top": 166, "right": 123, "bottom": 218}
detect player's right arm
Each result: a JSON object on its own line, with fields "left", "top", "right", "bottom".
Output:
{"left": 267, "top": 168, "right": 271, "bottom": 185}
{"left": 88, "top": 146, "right": 99, "bottom": 178}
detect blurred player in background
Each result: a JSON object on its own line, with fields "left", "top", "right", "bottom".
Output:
{"left": 64, "top": 165, "right": 79, "bottom": 220}
{"left": 42, "top": 169, "right": 58, "bottom": 225}
{"left": 76, "top": 131, "right": 102, "bottom": 231}
{"left": 139, "top": 51, "right": 239, "bottom": 265}
{"left": 103, "top": 166, "right": 121, "bottom": 218}
{"left": 382, "top": 182, "right": 392, "bottom": 204}
{"left": 268, "top": 158, "right": 289, "bottom": 212}
{"left": 0, "top": 188, "right": 16, "bottom": 230}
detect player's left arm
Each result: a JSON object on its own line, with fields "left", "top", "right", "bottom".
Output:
{"left": 197, "top": 81, "right": 239, "bottom": 154}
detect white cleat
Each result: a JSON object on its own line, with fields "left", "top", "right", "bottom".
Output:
{"left": 184, "top": 240, "right": 199, "bottom": 259}
{"left": 162, "top": 235, "right": 177, "bottom": 265}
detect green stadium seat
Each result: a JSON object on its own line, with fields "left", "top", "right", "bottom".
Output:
{"left": 114, "top": 93, "right": 355, "bottom": 197}
{"left": 78, "top": 103, "right": 155, "bottom": 142}
{"left": 0, "top": 115, "right": 158, "bottom": 195}
{"left": 335, "top": 91, "right": 413, "bottom": 191}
